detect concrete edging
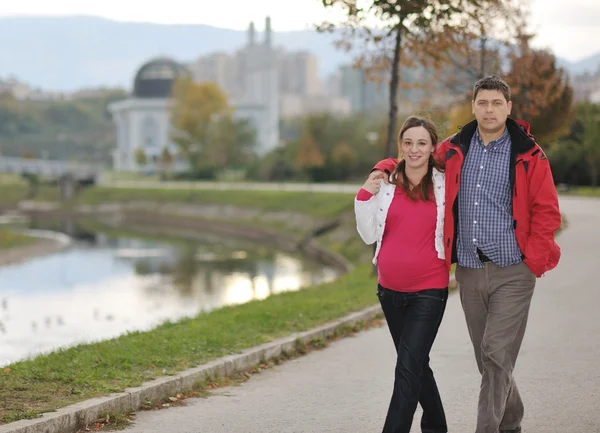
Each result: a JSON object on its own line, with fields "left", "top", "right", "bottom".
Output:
{"left": 0, "top": 305, "right": 383, "bottom": 433}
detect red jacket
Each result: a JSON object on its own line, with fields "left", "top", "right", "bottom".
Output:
{"left": 372, "top": 118, "right": 561, "bottom": 277}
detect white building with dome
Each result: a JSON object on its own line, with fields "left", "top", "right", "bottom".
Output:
{"left": 108, "top": 17, "right": 280, "bottom": 173}
{"left": 108, "top": 58, "right": 188, "bottom": 172}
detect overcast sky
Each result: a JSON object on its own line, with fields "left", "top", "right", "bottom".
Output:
{"left": 1, "top": 0, "right": 598, "bottom": 62}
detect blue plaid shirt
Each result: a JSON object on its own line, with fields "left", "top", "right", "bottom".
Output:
{"left": 457, "top": 128, "right": 523, "bottom": 268}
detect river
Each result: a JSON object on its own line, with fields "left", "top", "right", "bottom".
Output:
{"left": 0, "top": 219, "right": 339, "bottom": 366}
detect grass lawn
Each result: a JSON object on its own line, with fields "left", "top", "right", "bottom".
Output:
{"left": 0, "top": 228, "right": 35, "bottom": 250}
{"left": 69, "top": 186, "right": 355, "bottom": 218}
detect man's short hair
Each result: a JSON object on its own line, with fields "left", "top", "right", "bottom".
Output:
{"left": 473, "top": 75, "right": 511, "bottom": 102}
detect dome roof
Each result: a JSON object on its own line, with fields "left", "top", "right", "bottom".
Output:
{"left": 133, "top": 57, "right": 189, "bottom": 99}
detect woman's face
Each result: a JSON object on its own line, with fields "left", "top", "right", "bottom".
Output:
{"left": 400, "top": 126, "right": 435, "bottom": 170}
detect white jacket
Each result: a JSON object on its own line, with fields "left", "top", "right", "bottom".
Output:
{"left": 354, "top": 169, "right": 446, "bottom": 265}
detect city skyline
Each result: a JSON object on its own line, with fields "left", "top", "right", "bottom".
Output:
{"left": 0, "top": 0, "right": 599, "bottom": 63}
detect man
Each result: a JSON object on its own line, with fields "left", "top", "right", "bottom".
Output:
{"left": 370, "top": 75, "right": 561, "bottom": 433}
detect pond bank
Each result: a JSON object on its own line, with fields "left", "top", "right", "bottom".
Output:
{"left": 0, "top": 229, "right": 71, "bottom": 267}
{"left": 18, "top": 202, "right": 354, "bottom": 275}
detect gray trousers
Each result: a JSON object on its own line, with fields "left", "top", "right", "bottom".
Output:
{"left": 456, "top": 262, "right": 536, "bottom": 433}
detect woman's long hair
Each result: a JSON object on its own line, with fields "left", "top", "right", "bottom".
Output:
{"left": 390, "top": 116, "right": 445, "bottom": 202}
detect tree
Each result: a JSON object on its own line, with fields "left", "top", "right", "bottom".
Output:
{"left": 134, "top": 147, "right": 147, "bottom": 168}
{"left": 170, "top": 78, "right": 258, "bottom": 176}
{"left": 318, "top": 0, "right": 510, "bottom": 158}
{"left": 295, "top": 134, "right": 325, "bottom": 178}
{"left": 505, "top": 36, "right": 574, "bottom": 144}
{"left": 446, "top": 102, "right": 475, "bottom": 133}
{"left": 158, "top": 147, "right": 174, "bottom": 179}
{"left": 332, "top": 142, "right": 357, "bottom": 166}
{"left": 331, "top": 142, "right": 358, "bottom": 180}
{"left": 170, "top": 78, "right": 231, "bottom": 172}
{"left": 572, "top": 103, "right": 600, "bottom": 187}
{"left": 207, "top": 116, "right": 257, "bottom": 168}
{"left": 428, "top": 0, "right": 527, "bottom": 97}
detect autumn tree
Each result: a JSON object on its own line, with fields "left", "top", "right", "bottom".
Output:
{"left": 429, "top": 0, "right": 527, "bottom": 97}
{"left": 318, "top": 0, "right": 511, "bottom": 158}
{"left": 332, "top": 142, "right": 357, "bottom": 166}
{"left": 295, "top": 134, "right": 325, "bottom": 176}
{"left": 170, "top": 78, "right": 258, "bottom": 175}
{"left": 505, "top": 36, "right": 574, "bottom": 144}
{"left": 331, "top": 142, "right": 359, "bottom": 180}
{"left": 170, "top": 78, "right": 231, "bottom": 172}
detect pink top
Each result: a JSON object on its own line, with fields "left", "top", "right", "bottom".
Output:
{"left": 357, "top": 187, "right": 449, "bottom": 292}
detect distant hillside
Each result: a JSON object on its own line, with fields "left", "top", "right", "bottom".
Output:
{"left": 0, "top": 16, "right": 598, "bottom": 92}
{"left": 557, "top": 53, "right": 600, "bottom": 76}
{"left": 0, "top": 16, "right": 350, "bottom": 92}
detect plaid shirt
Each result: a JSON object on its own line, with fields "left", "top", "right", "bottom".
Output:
{"left": 457, "top": 128, "right": 523, "bottom": 268}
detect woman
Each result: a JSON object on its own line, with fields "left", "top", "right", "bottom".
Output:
{"left": 354, "top": 116, "right": 449, "bottom": 433}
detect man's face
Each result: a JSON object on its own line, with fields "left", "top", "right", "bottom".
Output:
{"left": 471, "top": 89, "right": 512, "bottom": 133}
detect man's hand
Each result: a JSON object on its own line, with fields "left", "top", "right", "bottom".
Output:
{"left": 362, "top": 171, "right": 384, "bottom": 195}
{"left": 371, "top": 170, "right": 390, "bottom": 184}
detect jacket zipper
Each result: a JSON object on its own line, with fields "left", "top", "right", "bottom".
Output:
{"left": 513, "top": 158, "right": 524, "bottom": 198}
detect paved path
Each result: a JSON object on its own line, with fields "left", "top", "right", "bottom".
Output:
{"left": 124, "top": 197, "right": 600, "bottom": 433}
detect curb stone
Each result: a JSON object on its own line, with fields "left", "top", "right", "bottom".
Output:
{"left": 0, "top": 305, "right": 383, "bottom": 433}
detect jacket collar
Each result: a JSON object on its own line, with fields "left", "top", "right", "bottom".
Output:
{"left": 450, "top": 118, "right": 537, "bottom": 156}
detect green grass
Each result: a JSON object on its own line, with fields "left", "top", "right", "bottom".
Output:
{"left": 0, "top": 182, "right": 60, "bottom": 207}
{"left": 0, "top": 228, "right": 35, "bottom": 250}
{"left": 0, "top": 184, "right": 30, "bottom": 207}
{"left": 0, "top": 264, "right": 377, "bottom": 424}
{"left": 66, "top": 186, "right": 355, "bottom": 218}
{"left": 560, "top": 186, "right": 600, "bottom": 197}
{"left": 0, "top": 174, "right": 27, "bottom": 185}
{"left": 101, "top": 170, "right": 160, "bottom": 183}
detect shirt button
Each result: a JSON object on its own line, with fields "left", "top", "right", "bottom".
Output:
{"left": 473, "top": 238, "right": 477, "bottom": 243}
{"left": 475, "top": 202, "right": 479, "bottom": 205}
{"left": 480, "top": 166, "right": 484, "bottom": 169}
{"left": 477, "top": 184, "right": 481, "bottom": 188}
{"left": 474, "top": 221, "right": 477, "bottom": 224}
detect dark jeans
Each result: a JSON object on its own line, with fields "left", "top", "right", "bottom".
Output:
{"left": 377, "top": 285, "right": 448, "bottom": 433}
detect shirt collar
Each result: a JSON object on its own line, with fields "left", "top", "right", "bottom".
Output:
{"left": 473, "top": 127, "right": 510, "bottom": 153}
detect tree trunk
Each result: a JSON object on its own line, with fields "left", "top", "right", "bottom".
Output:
{"left": 374, "top": 22, "right": 403, "bottom": 276}
{"left": 384, "top": 24, "right": 403, "bottom": 158}
{"left": 590, "top": 162, "right": 598, "bottom": 187}
{"left": 479, "top": 35, "right": 487, "bottom": 79}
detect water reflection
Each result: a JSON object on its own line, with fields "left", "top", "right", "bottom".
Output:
{"left": 0, "top": 219, "right": 338, "bottom": 366}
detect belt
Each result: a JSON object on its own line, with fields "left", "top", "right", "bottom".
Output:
{"left": 477, "top": 248, "right": 492, "bottom": 263}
